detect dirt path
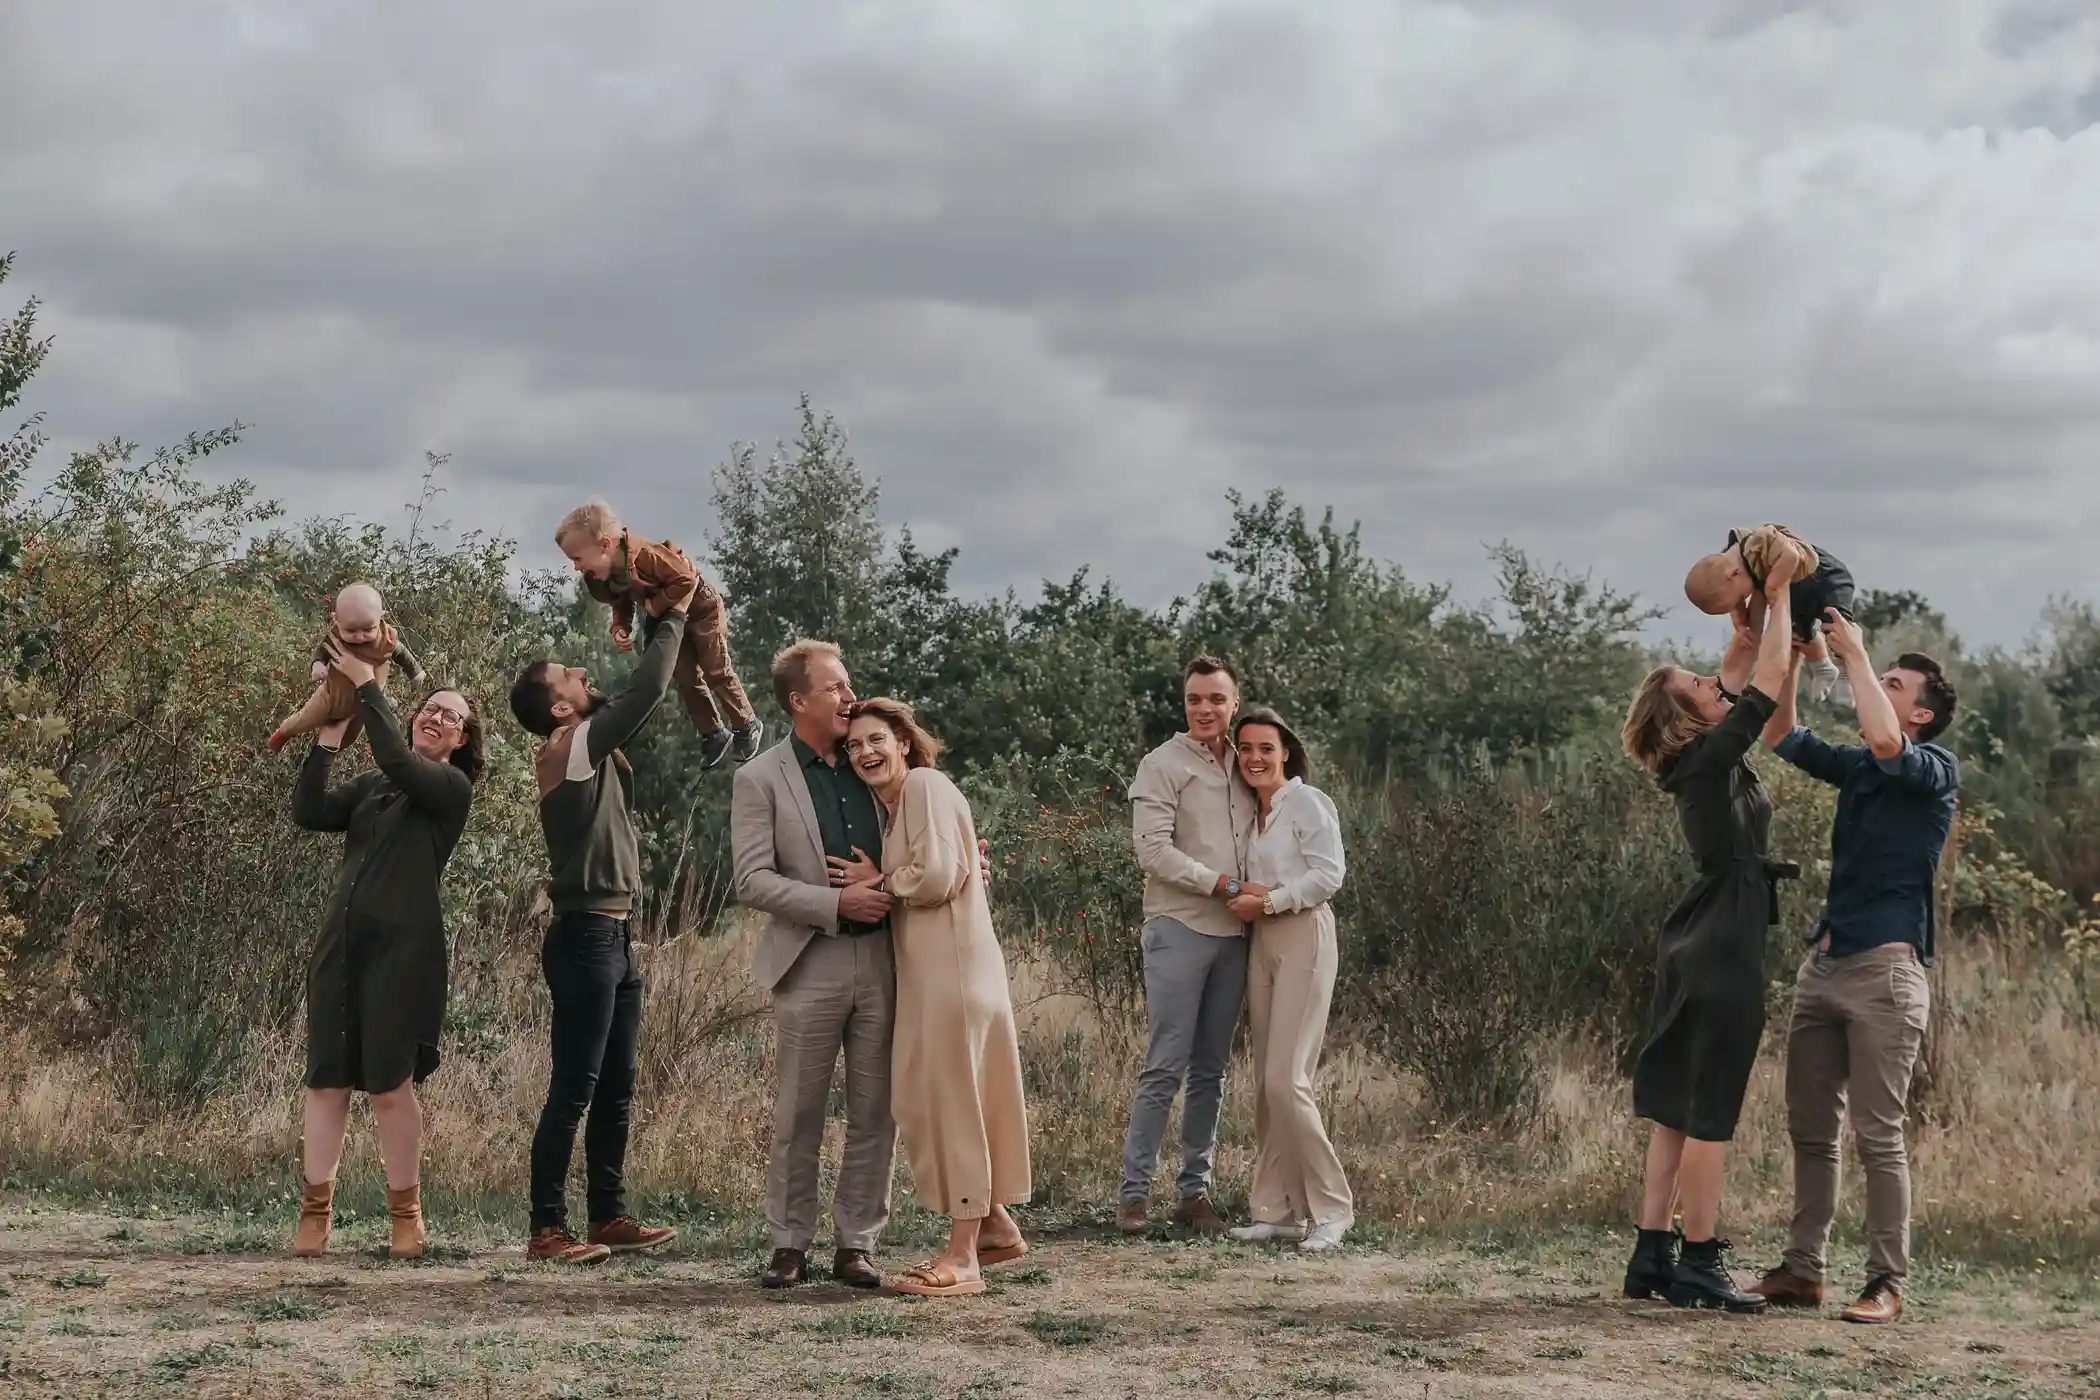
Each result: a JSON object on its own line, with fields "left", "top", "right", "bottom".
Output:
{"left": 3, "top": 1202, "right": 2096, "bottom": 1398}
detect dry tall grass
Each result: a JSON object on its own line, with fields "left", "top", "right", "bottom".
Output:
{"left": 5, "top": 915, "right": 2097, "bottom": 1263}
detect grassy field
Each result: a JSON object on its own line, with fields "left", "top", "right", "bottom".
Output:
{"left": 3, "top": 1192, "right": 2098, "bottom": 1399}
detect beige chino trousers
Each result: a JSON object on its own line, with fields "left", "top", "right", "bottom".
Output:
{"left": 1245, "top": 905, "right": 1353, "bottom": 1228}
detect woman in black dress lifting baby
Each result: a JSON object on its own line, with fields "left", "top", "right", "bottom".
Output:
{"left": 1617, "top": 549, "right": 1802, "bottom": 1312}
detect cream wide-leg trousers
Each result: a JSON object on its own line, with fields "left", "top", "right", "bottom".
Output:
{"left": 1245, "top": 905, "right": 1353, "bottom": 1228}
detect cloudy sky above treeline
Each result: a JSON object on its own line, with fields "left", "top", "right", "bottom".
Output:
{"left": 6, "top": 1, "right": 2099, "bottom": 650}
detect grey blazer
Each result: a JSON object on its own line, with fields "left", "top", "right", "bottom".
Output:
{"left": 731, "top": 739, "right": 847, "bottom": 991}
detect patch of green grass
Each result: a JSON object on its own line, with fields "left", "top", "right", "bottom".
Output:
{"left": 151, "top": 1341, "right": 235, "bottom": 1380}
{"left": 247, "top": 1291, "right": 325, "bottom": 1321}
{"left": 1965, "top": 1340, "right": 2008, "bottom": 1353}
{"left": 1418, "top": 1271, "right": 1463, "bottom": 1294}
{"left": 1383, "top": 1341, "right": 1428, "bottom": 1362}
{"left": 1533, "top": 1341, "right": 1585, "bottom": 1361}
{"left": 1287, "top": 1370, "right": 1360, "bottom": 1393}
{"left": 1149, "top": 1261, "right": 1219, "bottom": 1284}
{"left": 153, "top": 1310, "right": 214, "bottom": 1331}
{"left": 175, "top": 1225, "right": 279, "bottom": 1255}
{"left": 47, "top": 1268, "right": 108, "bottom": 1289}
{"left": 1342, "top": 1315, "right": 1388, "bottom": 1335}
{"left": 797, "top": 1307, "right": 914, "bottom": 1341}
{"left": 955, "top": 1375, "right": 1009, "bottom": 1400}
{"left": 1001, "top": 1265, "right": 1052, "bottom": 1286}
{"left": 364, "top": 1334, "right": 424, "bottom": 1359}
{"left": 852, "top": 1369, "right": 934, "bottom": 1398}
{"left": 1021, "top": 1310, "right": 1115, "bottom": 1347}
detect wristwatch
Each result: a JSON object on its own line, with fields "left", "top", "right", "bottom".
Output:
{"left": 1261, "top": 891, "right": 1276, "bottom": 917}
{"left": 1224, "top": 878, "right": 1242, "bottom": 899}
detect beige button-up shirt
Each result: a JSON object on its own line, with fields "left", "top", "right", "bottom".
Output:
{"left": 1128, "top": 732, "right": 1256, "bottom": 939}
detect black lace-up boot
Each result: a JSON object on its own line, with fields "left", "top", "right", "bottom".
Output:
{"left": 1668, "top": 1237, "right": 1769, "bottom": 1313}
{"left": 1622, "top": 1227, "right": 1679, "bottom": 1300}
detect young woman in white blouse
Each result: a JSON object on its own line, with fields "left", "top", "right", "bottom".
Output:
{"left": 1223, "top": 707, "right": 1353, "bottom": 1253}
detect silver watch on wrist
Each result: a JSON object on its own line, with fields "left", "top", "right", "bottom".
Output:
{"left": 1224, "top": 878, "right": 1242, "bottom": 899}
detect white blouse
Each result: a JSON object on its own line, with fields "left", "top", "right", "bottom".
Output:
{"left": 1246, "top": 778, "right": 1346, "bottom": 915}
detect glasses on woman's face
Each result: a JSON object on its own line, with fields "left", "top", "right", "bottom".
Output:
{"left": 418, "top": 702, "right": 470, "bottom": 731}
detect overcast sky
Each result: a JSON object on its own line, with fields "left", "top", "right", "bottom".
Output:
{"left": 6, "top": 1, "right": 2099, "bottom": 651}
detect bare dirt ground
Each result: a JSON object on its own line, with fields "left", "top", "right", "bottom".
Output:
{"left": 3, "top": 1198, "right": 2097, "bottom": 1399}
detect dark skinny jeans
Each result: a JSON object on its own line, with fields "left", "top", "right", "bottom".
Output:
{"left": 529, "top": 912, "right": 643, "bottom": 1231}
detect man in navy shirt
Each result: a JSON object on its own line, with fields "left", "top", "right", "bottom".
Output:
{"left": 1747, "top": 610, "right": 1958, "bottom": 1325}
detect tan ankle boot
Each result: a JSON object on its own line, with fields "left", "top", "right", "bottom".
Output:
{"left": 292, "top": 1179, "right": 334, "bottom": 1257}
{"left": 386, "top": 1184, "right": 426, "bottom": 1259}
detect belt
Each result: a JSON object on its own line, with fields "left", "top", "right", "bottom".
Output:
{"left": 835, "top": 922, "right": 889, "bottom": 938}
{"left": 1701, "top": 856, "right": 1799, "bottom": 926}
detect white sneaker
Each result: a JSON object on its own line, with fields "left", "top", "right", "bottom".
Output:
{"left": 1298, "top": 1219, "right": 1350, "bottom": 1253}
{"left": 1228, "top": 1222, "right": 1305, "bottom": 1243}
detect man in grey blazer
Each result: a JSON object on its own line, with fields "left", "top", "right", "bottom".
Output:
{"left": 731, "top": 638, "right": 897, "bottom": 1289}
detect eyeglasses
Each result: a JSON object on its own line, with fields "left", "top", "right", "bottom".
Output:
{"left": 418, "top": 703, "right": 470, "bottom": 731}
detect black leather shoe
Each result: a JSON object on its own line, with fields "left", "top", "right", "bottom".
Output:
{"left": 761, "top": 1247, "right": 807, "bottom": 1289}
{"left": 1667, "top": 1238, "right": 1768, "bottom": 1313}
{"left": 1622, "top": 1227, "right": 1679, "bottom": 1300}
{"left": 700, "top": 728, "right": 734, "bottom": 770}
{"left": 832, "top": 1248, "right": 881, "bottom": 1289}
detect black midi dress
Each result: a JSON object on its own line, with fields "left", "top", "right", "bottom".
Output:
{"left": 292, "top": 681, "right": 473, "bottom": 1093}
{"left": 1631, "top": 684, "right": 1797, "bottom": 1142}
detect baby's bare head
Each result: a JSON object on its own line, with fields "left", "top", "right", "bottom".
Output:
{"left": 1684, "top": 553, "right": 1749, "bottom": 614}
{"left": 333, "top": 582, "right": 386, "bottom": 642}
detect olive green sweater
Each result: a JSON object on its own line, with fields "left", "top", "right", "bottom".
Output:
{"left": 532, "top": 606, "right": 684, "bottom": 916}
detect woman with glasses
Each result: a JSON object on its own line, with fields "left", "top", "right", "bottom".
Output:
{"left": 288, "top": 641, "right": 483, "bottom": 1259}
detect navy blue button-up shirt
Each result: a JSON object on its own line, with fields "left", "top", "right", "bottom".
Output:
{"left": 1773, "top": 727, "right": 1959, "bottom": 965}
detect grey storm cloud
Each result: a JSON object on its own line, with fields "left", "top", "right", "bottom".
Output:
{"left": 5, "top": 0, "right": 2100, "bottom": 649}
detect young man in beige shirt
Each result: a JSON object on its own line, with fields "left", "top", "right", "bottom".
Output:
{"left": 1117, "top": 655, "right": 1257, "bottom": 1235}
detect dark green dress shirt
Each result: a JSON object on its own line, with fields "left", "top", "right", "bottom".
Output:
{"left": 793, "top": 735, "right": 887, "bottom": 935}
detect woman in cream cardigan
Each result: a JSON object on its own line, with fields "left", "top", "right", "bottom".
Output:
{"left": 835, "top": 697, "right": 1031, "bottom": 1297}
{"left": 1223, "top": 706, "right": 1353, "bottom": 1253}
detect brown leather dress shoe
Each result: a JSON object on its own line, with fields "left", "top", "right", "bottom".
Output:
{"left": 588, "top": 1216, "right": 676, "bottom": 1254}
{"left": 762, "top": 1247, "right": 807, "bottom": 1289}
{"left": 832, "top": 1249, "right": 882, "bottom": 1289}
{"left": 528, "top": 1226, "right": 612, "bottom": 1264}
{"left": 1116, "top": 1199, "right": 1150, "bottom": 1235}
{"left": 1840, "top": 1276, "right": 1902, "bottom": 1324}
{"left": 1172, "top": 1193, "right": 1228, "bottom": 1237}
{"left": 1747, "top": 1266, "right": 1825, "bottom": 1308}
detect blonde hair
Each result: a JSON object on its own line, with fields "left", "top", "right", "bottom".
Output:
{"left": 555, "top": 499, "right": 620, "bottom": 546}
{"left": 1621, "top": 665, "right": 1711, "bottom": 775}
{"left": 1683, "top": 553, "right": 1744, "bottom": 614}
{"left": 847, "top": 696, "right": 944, "bottom": 770}
{"left": 770, "top": 638, "right": 844, "bottom": 713}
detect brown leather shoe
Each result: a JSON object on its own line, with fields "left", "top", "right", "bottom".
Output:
{"left": 1747, "top": 1266, "right": 1824, "bottom": 1308}
{"left": 762, "top": 1247, "right": 808, "bottom": 1289}
{"left": 386, "top": 1184, "right": 427, "bottom": 1260}
{"left": 1172, "top": 1193, "right": 1228, "bottom": 1237}
{"left": 832, "top": 1249, "right": 881, "bottom": 1289}
{"left": 588, "top": 1216, "right": 676, "bottom": 1254}
{"left": 1840, "top": 1276, "right": 1902, "bottom": 1324}
{"left": 527, "top": 1226, "right": 612, "bottom": 1265}
{"left": 291, "top": 1179, "right": 334, "bottom": 1257}
{"left": 1116, "top": 1199, "right": 1150, "bottom": 1235}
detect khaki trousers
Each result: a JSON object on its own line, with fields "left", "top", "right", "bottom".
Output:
{"left": 1246, "top": 905, "right": 1353, "bottom": 1228}
{"left": 766, "top": 933, "right": 897, "bottom": 1254}
{"left": 1781, "top": 941, "right": 1930, "bottom": 1287}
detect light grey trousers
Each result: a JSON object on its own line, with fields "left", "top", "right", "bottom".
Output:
{"left": 766, "top": 932, "right": 897, "bottom": 1253}
{"left": 1120, "top": 915, "right": 1249, "bottom": 1203}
